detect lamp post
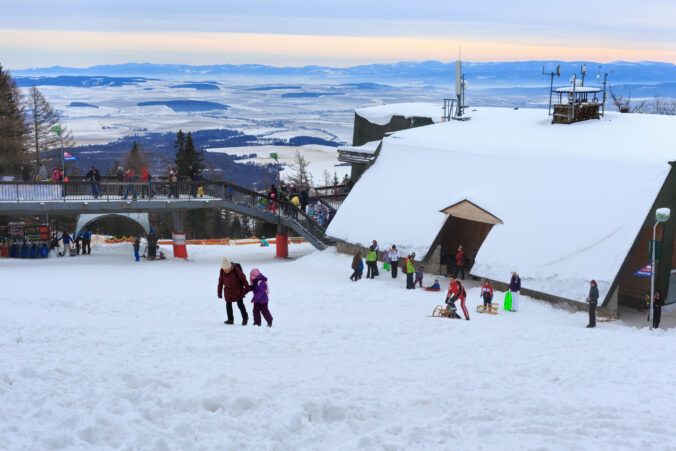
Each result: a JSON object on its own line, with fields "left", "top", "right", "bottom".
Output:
{"left": 650, "top": 208, "right": 671, "bottom": 330}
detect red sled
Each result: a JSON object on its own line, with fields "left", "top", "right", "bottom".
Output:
{"left": 424, "top": 287, "right": 441, "bottom": 292}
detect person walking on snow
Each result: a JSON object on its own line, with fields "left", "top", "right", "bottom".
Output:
{"left": 652, "top": 290, "right": 664, "bottom": 329}
{"left": 586, "top": 280, "right": 599, "bottom": 328}
{"left": 350, "top": 252, "right": 363, "bottom": 281}
{"left": 455, "top": 245, "right": 466, "bottom": 280}
{"left": 481, "top": 280, "right": 494, "bottom": 308}
{"left": 217, "top": 257, "right": 250, "bottom": 325}
{"left": 389, "top": 245, "right": 400, "bottom": 278}
{"left": 414, "top": 265, "right": 424, "bottom": 288}
{"left": 447, "top": 276, "right": 469, "bottom": 320}
{"left": 58, "top": 231, "right": 73, "bottom": 257}
{"left": 133, "top": 237, "right": 141, "bottom": 262}
{"left": 249, "top": 268, "right": 273, "bottom": 327}
{"left": 509, "top": 271, "right": 521, "bottom": 312}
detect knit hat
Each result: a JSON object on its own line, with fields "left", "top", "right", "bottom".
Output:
{"left": 221, "top": 257, "right": 232, "bottom": 271}
{"left": 250, "top": 268, "right": 261, "bottom": 280}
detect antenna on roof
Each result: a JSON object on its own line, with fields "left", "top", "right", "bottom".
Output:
{"left": 542, "top": 64, "right": 561, "bottom": 116}
{"left": 443, "top": 47, "right": 470, "bottom": 121}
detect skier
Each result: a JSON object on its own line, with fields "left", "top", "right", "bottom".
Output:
{"left": 249, "top": 268, "right": 273, "bottom": 327}
{"left": 366, "top": 245, "right": 378, "bottom": 279}
{"left": 447, "top": 276, "right": 469, "bottom": 320}
{"left": 133, "top": 237, "right": 140, "bottom": 262}
{"left": 389, "top": 245, "right": 400, "bottom": 278}
{"left": 652, "top": 290, "right": 664, "bottom": 329}
{"left": 414, "top": 265, "right": 424, "bottom": 288}
{"left": 481, "top": 280, "right": 494, "bottom": 308}
{"left": 217, "top": 257, "right": 250, "bottom": 325}
{"left": 350, "top": 252, "right": 363, "bottom": 281}
{"left": 509, "top": 271, "right": 521, "bottom": 312}
{"left": 586, "top": 279, "right": 599, "bottom": 328}
{"left": 455, "top": 245, "right": 466, "bottom": 280}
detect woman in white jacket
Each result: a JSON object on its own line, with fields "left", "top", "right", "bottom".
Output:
{"left": 388, "top": 245, "right": 400, "bottom": 278}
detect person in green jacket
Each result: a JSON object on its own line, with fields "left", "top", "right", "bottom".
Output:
{"left": 366, "top": 244, "right": 379, "bottom": 279}
{"left": 405, "top": 253, "right": 416, "bottom": 289}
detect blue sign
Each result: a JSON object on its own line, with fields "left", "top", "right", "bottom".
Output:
{"left": 633, "top": 263, "right": 652, "bottom": 277}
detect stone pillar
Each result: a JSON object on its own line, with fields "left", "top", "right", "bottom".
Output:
{"left": 172, "top": 210, "right": 188, "bottom": 259}
{"left": 276, "top": 224, "right": 288, "bottom": 258}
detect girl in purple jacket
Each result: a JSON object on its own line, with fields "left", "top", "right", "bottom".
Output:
{"left": 250, "top": 268, "right": 273, "bottom": 327}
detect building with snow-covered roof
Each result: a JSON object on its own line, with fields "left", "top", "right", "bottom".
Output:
{"left": 340, "top": 103, "right": 441, "bottom": 180}
{"left": 328, "top": 107, "right": 676, "bottom": 312}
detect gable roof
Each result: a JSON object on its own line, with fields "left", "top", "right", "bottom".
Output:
{"left": 440, "top": 200, "right": 503, "bottom": 225}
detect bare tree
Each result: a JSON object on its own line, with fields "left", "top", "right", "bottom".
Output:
{"left": 24, "top": 86, "right": 74, "bottom": 171}
{"left": 286, "top": 149, "right": 311, "bottom": 189}
{"left": 609, "top": 86, "right": 632, "bottom": 113}
{"left": 652, "top": 96, "right": 676, "bottom": 115}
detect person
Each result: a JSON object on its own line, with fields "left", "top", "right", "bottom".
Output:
{"left": 455, "top": 245, "right": 466, "bottom": 280}
{"left": 75, "top": 231, "right": 83, "bottom": 255}
{"left": 260, "top": 238, "right": 270, "bottom": 247}
{"left": 133, "top": 237, "right": 141, "bottom": 261}
{"left": 217, "top": 257, "right": 250, "bottom": 325}
{"left": 481, "top": 280, "right": 494, "bottom": 308}
{"left": 188, "top": 164, "right": 199, "bottom": 197}
{"left": 414, "top": 265, "right": 424, "bottom": 288}
{"left": 140, "top": 167, "right": 151, "bottom": 199}
{"left": 249, "top": 268, "right": 273, "bottom": 327}
{"left": 405, "top": 253, "right": 416, "bottom": 289}
{"left": 117, "top": 166, "right": 125, "bottom": 196}
{"left": 52, "top": 167, "right": 61, "bottom": 182}
{"left": 58, "top": 231, "right": 73, "bottom": 257}
{"left": 299, "top": 188, "right": 309, "bottom": 213}
{"left": 652, "top": 290, "right": 664, "bottom": 329}
{"left": 447, "top": 276, "right": 469, "bottom": 320}
{"left": 82, "top": 229, "right": 92, "bottom": 255}
{"left": 586, "top": 280, "right": 599, "bottom": 328}
{"left": 509, "top": 271, "right": 521, "bottom": 312}
{"left": 38, "top": 165, "right": 47, "bottom": 180}
{"left": 85, "top": 166, "right": 101, "bottom": 197}
{"left": 350, "top": 252, "right": 363, "bottom": 281}
{"left": 146, "top": 228, "right": 158, "bottom": 259}
{"left": 389, "top": 245, "right": 400, "bottom": 278}
{"left": 366, "top": 245, "right": 378, "bottom": 279}
{"left": 122, "top": 169, "right": 137, "bottom": 200}
{"left": 290, "top": 193, "right": 300, "bottom": 218}
{"left": 427, "top": 279, "right": 441, "bottom": 290}
{"left": 21, "top": 166, "right": 30, "bottom": 182}
{"left": 169, "top": 167, "right": 179, "bottom": 198}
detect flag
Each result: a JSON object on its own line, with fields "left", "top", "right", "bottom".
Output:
{"left": 63, "top": 151, "right": 78, "bottom": 161}
{"left": 269, "top": 152, "right": 278, "bottom": 161}
{"left": 633, "top": 263, "right": 652, "bottom": 277}
{"left": 51, "top": 125, "right": 62, "bottom": 136}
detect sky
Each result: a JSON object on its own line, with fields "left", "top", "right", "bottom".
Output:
{"left": 2, "top": 0, "right": 676, "bottom": 69}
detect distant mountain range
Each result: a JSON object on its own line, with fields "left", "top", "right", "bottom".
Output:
{"left": 11, "top": 61, "right": 676, "bottom": 88}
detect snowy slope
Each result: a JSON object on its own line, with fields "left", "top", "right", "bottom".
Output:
{"left": 355, "top": 102, "right": 443, "bottom": 125}
{"left": 2, "top": 244, "right": 676, "bottom": 449}
{"left": 327, "top": 108, "right": 676, "bottom": 303}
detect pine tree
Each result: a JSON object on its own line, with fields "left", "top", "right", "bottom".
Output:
{"left": 0, "top": 63, "right": 27, "bottom": 173}
{"left": 25, "top": 86, "right": 73, "bottom": 172}
{"left": 124, "top": 140, "right": 149, "bottom": 174}
{"left": 333, "top": 171, "right": 340, "bottom": 186}
{"left": 174, "top": 131, "right": 203, "bottom": 177}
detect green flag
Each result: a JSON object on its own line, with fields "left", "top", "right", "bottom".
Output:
{"left": 269, "top": 152, "right": 278, "bottom": 161}
{"left": 51, "top": 125, "right": 62, "bottom": 136}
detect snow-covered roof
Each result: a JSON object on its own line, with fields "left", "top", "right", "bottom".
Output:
{"left": 328, "top": 107, "right": 676, "bottom": 304}
{"left": 337, "top": 140, "right": 381, "bottom": 155}
{"left": 354, "top": 102, "right": 442, "bottom": 126}
{"left": 554, "top": 86, "right": 601, "bottom": 93}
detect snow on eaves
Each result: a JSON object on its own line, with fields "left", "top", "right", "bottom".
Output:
{"left": 354, "top": 102, "right": 443, "bottom": 126}
{"left": 337, "top": 140, "right": 381, "bottom": 155}
{"left": 328, "top": 107, "right": 676, "bottom": 303}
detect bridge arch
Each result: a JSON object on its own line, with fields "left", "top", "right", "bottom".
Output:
{"left": 75, "top": 213, "right": 150, "bottom": 238}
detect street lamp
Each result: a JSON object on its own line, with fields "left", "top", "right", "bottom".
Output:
{"left": 650, "top": 207, "right": 671, "bottom": 330}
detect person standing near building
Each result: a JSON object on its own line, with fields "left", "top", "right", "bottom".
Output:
{"left": 447, "top": 276, "right": 469, "bottom": 320}
{"left": 82, "top": 229, "right": 92, "bottom": 255}
{"left": 366, "top": 245, "right": 378, "bottom": 279}
{"left": 146, "top": 228, "right": 158, "bottom": 259}
{"left": 652, "top": 290, "right": 664, "bottom": 329}
{"left": 58, "top": 231, "right": 73, "bottom": 257}
{"left": 586, "top": 280, "right": 599, "bottom": 328}
{"left": 510, "top": 271, "right": 521, "bottom": 312}
{"left": 217, "top": 257, "right": 250, "bottom": 325}
{"left": 389, "top": 245, "right": 400, "bottom": 278}
{"left": 405, "top": 253, "right": 416, "bottom": 289}
{"left": 455, "top": 245, "right": 466, "bottom": 280}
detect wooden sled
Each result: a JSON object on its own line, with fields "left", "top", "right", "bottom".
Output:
{"left": 476, "top": 302, "right": 499, "bottom": 315}
{"left": 596, "top": 314, "right": 618, "bottom": 322}
{"left": 431, "top": 305, "right": 462, "bottom": 319}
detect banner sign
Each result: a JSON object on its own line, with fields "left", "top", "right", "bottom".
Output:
{"left": 63, "top": 151, "right": 78, "bottom": 161}
{"left": 633, "top": 263, "right": 653, "bottom": 277}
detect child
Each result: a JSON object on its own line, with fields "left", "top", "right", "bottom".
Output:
{"left": 481, "top": 280, "right": 494, "bottom": 308}
{"left": 350, "top": 252, "right": 363, "bottom": 281}
{"left": 426, "top": 279, "right": 441, "bottom": 290}
{"left": 414, "top": 265, "right": 424, "bottom": 288}
{"left": 133, "top": 237, "right": 140, "bottom": 261}
{"left": 250, "top": 268, "right": 273, "bottom": 327}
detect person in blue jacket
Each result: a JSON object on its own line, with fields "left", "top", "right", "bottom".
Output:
{"left": 82, "top": 229, "right": 92, "bottom": 255}
{"left": 58, "top": 231, "right": 73, "bottom": 257}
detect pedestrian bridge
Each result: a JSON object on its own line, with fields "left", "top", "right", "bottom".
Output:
{"left": 0, "top": 181, "right": 340, "bottom": 251}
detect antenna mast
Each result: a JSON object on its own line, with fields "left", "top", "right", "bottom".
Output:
{"left": 542, "top": 64, "right": 561, "bottom": 116}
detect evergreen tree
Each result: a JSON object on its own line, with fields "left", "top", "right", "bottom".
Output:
{"left": 333, "top": 171, "right": 340, "bottom": 186}
{"left": 124, "top": 140, "right": 149, "bottom": 174}
{"left": 174, "top": 131, "right": 203, "bottom": 177}
{"left": 230, "top": 215, "right": 243, "bottom": 238}
{"left": 25, "top": 86, "right": 73, "bottom": 171}
{"left": 0, "top": 63, "right": 27, "bottom": 173}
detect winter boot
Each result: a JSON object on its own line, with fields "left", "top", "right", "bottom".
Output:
{"left": 267, "top": 320, "right": 273, "bottom": 328}
{"left": 242, "top": 317, "right": 248, "bottom": 326}
{"left": 224, "top": 320, "right": 234, "bottom": 325}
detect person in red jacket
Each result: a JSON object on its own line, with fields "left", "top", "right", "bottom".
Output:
{"left": 122, "top": 168, "right": 137, "bottom": 200}
{"left": 140, "top": 167, "right": 152, "bottom": 199}
{"left": 447, "top": 276, "right": 469, "bottom": 320}
{"left": 455, "top": 245, "right": 466, "bottom": 280}
{"left": 480, "top": 280, "right": 494, "bottom": 308}
{"left": 217, "top": 257, "right": 250, "bottom": 325}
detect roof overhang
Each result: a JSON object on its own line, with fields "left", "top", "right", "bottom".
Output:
{"left": 440, "top": 199, "right": 503, "bottom": 225}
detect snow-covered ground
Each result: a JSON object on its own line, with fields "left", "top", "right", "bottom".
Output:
{"left": 2, "top": 244, "right": 676, "bottom": 450}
